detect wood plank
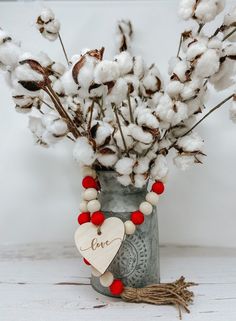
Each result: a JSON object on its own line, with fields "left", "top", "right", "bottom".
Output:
{"left": 0, "top": 243, "right": 236, "bottom": 321}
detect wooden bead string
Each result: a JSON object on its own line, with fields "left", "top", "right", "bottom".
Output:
{"left": 78, "top": 166, "right": 165, "bottom": 294}
{"left": 77, "top": 166, "right": 196, "bottom": 319}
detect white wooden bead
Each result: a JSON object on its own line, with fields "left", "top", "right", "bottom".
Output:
{"left": 139, "top": 201, "right": 153, "bottom": 216}
{"left": 124, "top": 220, "right": 136, "bottom": 235}
{"left": 160, "top": 174, "right": 168, "bottom": 183}
{"left": 145, "top": 192, "right": 160, "bottom": 206}
{"left": 87, "top": 200, "right": 101, "bottom": 213}
{"left": 91, "top": 266, "right": 102, "bottom": 277}
{"left": 79, "top": 200, "right": 88, "bottom": 212}
{"left": 99, "top": 271, "right": 114, "bottom": 287}
{"left": 82, "top": 167, "right": 96, "bottom": 178}
{"left": 83, "top": 188, "right": 98, "bottom": 201}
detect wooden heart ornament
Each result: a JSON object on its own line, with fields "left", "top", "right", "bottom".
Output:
{"left": 74, "top": 217, "right": 125, "bottom": 274}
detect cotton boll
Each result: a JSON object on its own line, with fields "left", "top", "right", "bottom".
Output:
{"left": 171, "top": 60, "right": 190, "bottom": 82}
{"left": 194, "top": 49, "right": 220, "bottom": 78}
{"left": 173, "top": 102, "right": 188, "bottom": 126}
{"left": 107, "top": 77, "right": 128, "bottom": 104}
{"left": 52, "top": 62, "right": 66, "bottom": 76}
{"left": 97, "top": 153, "right": 118, "bottom": 167}
{"left": 115, "top": 157, "right": 135, "bottom": 175}
{"left": 181, "top": 78, "right": 201, "bottom": 100}
{"left": 186, "top": 95, "right": 204, "bottom": 116}
{"left": 73, "top": 137, "right": 96, "bottom": 166}
{"left": 41, "top": 112, "right": 67, "bottom": 136}
{"left": 171, "top": 116, "right": 197, "bottom": 137}
{"left": 133, "top": 56, "right": 145, "bottom": 79}
{"left": 13, "top": 94, "right": 40, "bottom": 113}
{"left": 42, "top": 112, "right": 57, "bottom": 128}
{"left": 42, "top": 130, "right": 62, "bottom": 145}
{"left": 177, "top": 132, "right": 204, "bottom": 152}
{"left": 166, "top": 81, "right": 184, "bottom": 98}
{"left": 168, "top": 57, "right": 181, "bottom": 75}
{"left": 134, "top": 157, "right": 150, "bottom": 174}
{"left": 229, "top": 97, "right": 236, "bottom": 123}
{"left": 37, "top": 52, "right": 53, "bottom": 68}
{"left": 208, "top": 37, "right": 222, "bottom": 50}
{"left": 150, "top": 154, "right": 168, "bottom": 180}
{"left": 116, "top": 19, "right": 132, "bottom": 53}
{"left": 124, "top": 74, "right": 140, "bottom": 95}
{"left": 0, "top": 29, "right": 11, "bottom": 45}
{"left": 89, "top": 84, "right": 107, "bottom": 98}
{"left": 0, "top": 41, "right": 21, "bottom": 69}
{"left": 224, "top": 6, "right": 236, "bottom": 27}
{"left": 60, "top": 70, "right": 78, "bottom": 95}
{"left": 156, "top": 95, "right": 188, "bottom": 126}
{"left": 223, "top": 7, "right": 236, "bottom": 42}
{"left": 36, "top": 8, "right": 60, "bottom": 41}
{"left": 137, "top": 111, "right": 159, "bottom": 129}
{"left": 39, "top": 8, "right": 55, "bottom": 22}
{"left": 178, "top": 0, "right": 195, "bottom": 20}
{"left": 134, "top": 174, "right": 147, "bottom": 188}
{"left": 76, "top": 56, "right": 96, "bottom": 88}
{"left": 186, "top": 41, "right": 207, "bottom": 61}
{"left": 48, "top": 119, "right": 68, "bottom": 136}
{"left": 133, "top": 141, "right": 152, "bottom": 153}
{"left": 141, "top": 64, "right": 162, "bottom": 96}
{"left": 15, "top": 63, "right": 44, "bottom": 83}
{"left": 129, "top": 124, "right": 153, "bottom": 144}
{"left": 114, "top": 51, "right": 133, "bottom": 75}
{"left": 155, "top": 94, "right": 173, "bottom": 123}
{"left": 114, "top": 126, "right": 134, "bottom": 151}
{"left": 195, "top": 0, "right": 225, "bottom": 23}
{"left": 210, "top": 58, "right": 236, "bottom": 90}
{"left": 149, "top": 92, "right": 163, "bottom": 108}
{"left": 94, "top": 60, "right": 120, "bottom": 84}
{"left": 91, "top": 121, "right": 113, "bottom": 146}
{"left": 225, "top": 44, "right": 236, "bottom": 57}
{"left": 28, "top": 116, "right": 45, "bottom": 138}
{"left": 117, "top": 174, "right": 132, "bottom": 186}
{"left": 97, "top": 146, "right": 118, "bottom": 167}
{"left": 174, "top": 154, "right": 196, "bottom": 170}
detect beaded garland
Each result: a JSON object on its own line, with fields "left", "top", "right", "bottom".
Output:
{"left": 77, "top": 166, "right": 165, "bottom": 296}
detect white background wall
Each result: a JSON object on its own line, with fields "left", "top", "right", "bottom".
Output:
{"left": 0, "top": 0, "right": 236, "bottom": 247}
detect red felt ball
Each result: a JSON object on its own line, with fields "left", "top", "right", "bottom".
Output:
{"left": 83, "top": 258, "right": 91, "bottom": 265}
{"left": 130, "top": 210, "right": 144, "bottom": 225}
{"left": 91, "top": 211, "right": 105, "bottom": 226}
{"left": 78, "top": 212, "right": 90, "bottom": 225}
{"left": 152, "top": 181, "right": 165, "bottom": 195}
{"left": 82, "top": 176, "right": 98, "bottom": 190}
{"left": 109, "top": 279, "right": 124, "bottom": 296}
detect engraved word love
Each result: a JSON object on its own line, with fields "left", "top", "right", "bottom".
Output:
{"left": 80, "top": 237, "right": 123, "bottom": 252}
{"left": 75, "top": 217, "right": 125, "bottom": 274}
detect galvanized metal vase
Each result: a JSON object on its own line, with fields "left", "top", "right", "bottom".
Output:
{"left": 91, "top": 170, "right": 160, "bottom": 296}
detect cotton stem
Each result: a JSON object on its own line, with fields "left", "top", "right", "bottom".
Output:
{"left": 113, "top": 104, "right": 129, "bottom": 156}
{"left": 127, "top": 92, "right": 134, "bottom": 123}
{"left": 44, "top": 85, "right": 80, "bottom": 139}
{"left": 88, "top": 99, "right": 95, "bottom": 134}
{"left": 181, "top": 94, "right": 234, "bottom": 137}
{"left": 168, "top": 94, "right": 234, "bottom": 151}
{"left": 58, "top": 33, "right": 69, "bottom": 66}
{"left": 176, "top": 34, "right": 183, "bottom": 58}
{"left": 223, "top": 27, "right": 236, "bottom": 42}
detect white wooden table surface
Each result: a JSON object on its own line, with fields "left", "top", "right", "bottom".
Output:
{"left": 0, "top": 243, "right": 236, "bottom": 321}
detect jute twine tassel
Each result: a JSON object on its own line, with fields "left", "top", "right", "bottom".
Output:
{"left": 121, "top": 276, "right": 197, "bottom": 319}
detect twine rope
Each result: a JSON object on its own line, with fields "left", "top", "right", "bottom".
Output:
{"left": 121, "top": 276, "right": 197, "bottom": 319}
